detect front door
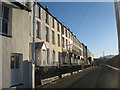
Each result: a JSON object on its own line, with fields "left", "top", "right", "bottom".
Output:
{"left": 11, "top": 54, "right": 22, "bottom": 85}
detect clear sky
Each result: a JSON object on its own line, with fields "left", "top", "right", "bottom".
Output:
{"left": 40, "top": 2, "right": 118, "bottom": 58}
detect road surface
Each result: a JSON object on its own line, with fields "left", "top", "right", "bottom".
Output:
{"left": 40, "top": 65, "right": 119, "bottom": 88}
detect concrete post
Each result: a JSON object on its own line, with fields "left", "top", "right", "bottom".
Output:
{"left": 32, "top": 1, "right": 36, "bottom": 88}
{"left": 114, "top": 0, "right": 120, "bottom": 54}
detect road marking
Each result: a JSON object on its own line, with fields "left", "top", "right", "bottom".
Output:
{"left": 105, "top": 65, "right": 120, "bottom": 71}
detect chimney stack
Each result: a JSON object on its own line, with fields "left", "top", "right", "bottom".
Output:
{"left": 45, "top": 6, "right": 48, "bottom": 11}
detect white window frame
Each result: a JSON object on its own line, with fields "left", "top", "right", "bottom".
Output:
{"left": 0, "top": 3, "right": 11, "bottom": 36}
{"left": 46, "top": 27, "right": 49, "bottom": 42}
{"left": 58, "top": 34, "right": 60, "bottom": 46}
{"left": 36, "top": 21, "right": 41, "bottom": 38}
{"left": 52, "top": 30, "right": 55, "bottom": 44}
{"left": 47, "top": 48, "right": 50, "bottom": 65}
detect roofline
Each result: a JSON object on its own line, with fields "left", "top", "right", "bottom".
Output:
{"left": 37, "top": 2, "right": 73, "bottom": 34}
{"left": 37, "top": 2, "right": 89, "bottom": 51}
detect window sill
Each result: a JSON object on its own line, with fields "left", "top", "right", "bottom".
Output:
{"left": 0, "top": 33, "right": 12, "bottom": 38}
{"left": 36, "top": 37, "right": 41, "bottom": 39}
{"left": 45, "top": 22, "right": 49, "bottom": 25}
{"left": 46, "top": 41, "right": 49, "bottom": 43}
{"left": 36, "top": 16, "right": 41, "bottom": 19}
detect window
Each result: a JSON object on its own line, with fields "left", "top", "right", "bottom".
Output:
{"left": 11, "top": 56, "right": 20, "bottom": 69}
{"left": 46, "top": 27, "right": 49, "bottom": 42}
{"left": 45, "top": 12, "right": 49, "bottom": 24}
{"left": 65, "top": 29, "right": 67, "bottom": 37}
{"left": 61, "top": 25, "right": 64, "bottom": 34}
{"left": 52, "top": 18, "right": 54, "bottom": 28}
{"left": 69, "top": 32, "right": 70, "bottom": 38}
{"left": 53, "top": 50, "right": 56, "bottom": 65}
{"left": 66, "top": 39, "right": 68, "bottom": 48}
{"left": 57, "top": 22, "right": 59, "bottom": 31}
{"left": 69, "top": 41, "right": 70, "bottom": 48}
{"left": 80, "top": 50, "right": 82, "bottom": 56}
{"left": 62, "top": 37, "right": 64, "bottom": 48}
{"left": 39, "top": 7, "right": 41, "bottom": 18}
{"left": 0, "top": 4, "right": 10, "bottom": 36}
{"left": 58, "top": 34, "right": 60, "bottom": 46}
{"left": 36, "top": 5, "right": 41, "bottom": 18}
{"left": 36, "top": 21, "right": 41, "bottom": 38}
{"left": 58, "top": 52, "right": 61, "bottom": 65}
{"left": 52, "top": 31, "right": 55, "bottom": 44}
{"left": 47, "top": 48, "right": 50, "bottom": 64}
{"left": 70, "top": 34, "right": 72, "bottom": 40}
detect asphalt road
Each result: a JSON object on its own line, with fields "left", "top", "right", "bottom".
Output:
{"left": 40, "top": 65, "right": 119, "bottom": 88}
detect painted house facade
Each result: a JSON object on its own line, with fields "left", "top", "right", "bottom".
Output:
{"left": 33, "top": 3, "right": 66, "bottom": 67}
{"left": 87, "top": 49, "right": 94, "bottom": 65}
{"left": 34, "top": 3, "right": 86, "bottom": 67}
{"left": 0, "top": 1, "right": 33, "bottom": 89}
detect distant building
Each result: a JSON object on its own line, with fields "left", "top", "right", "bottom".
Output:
{"left": 87, "top": 49, "right": 94, "bottom": 65}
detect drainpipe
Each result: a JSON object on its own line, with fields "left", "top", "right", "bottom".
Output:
{"left": 32, "top": 1, "right": 36, "bottom": 88}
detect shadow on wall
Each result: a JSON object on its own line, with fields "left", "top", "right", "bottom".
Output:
{"left": 15, "top": 60, "right": 32, "bottom": 89}
{"left": 23, "top": 60, "right": 32, "bottom": 88}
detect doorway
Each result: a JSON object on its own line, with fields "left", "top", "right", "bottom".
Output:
{"left": 11, "top": 53, "right": 23, "bottom": 85}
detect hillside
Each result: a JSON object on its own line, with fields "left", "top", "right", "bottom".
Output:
{"left": 105, "top": 55, "right": 120, "bottom": 68}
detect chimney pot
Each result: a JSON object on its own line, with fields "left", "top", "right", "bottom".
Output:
{"left": 45, "top": 6, "right": 48, "bottom": 11}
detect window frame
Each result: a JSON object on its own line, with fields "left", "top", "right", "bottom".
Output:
{"left": 47, "top": 48, "right": 50, "bottom": 65}
{"left": 65, "top": 29, "right": 67, "bottom": 37}
{"left": 0, "top": 3, "right": 12, "bottom": 37}
{"left": 39, "top": 6, "right": 41, "bottom": 19}
{"left": 46, "top": 27, "right": 49, "bottom": 42}
{"left": 52, "top": 30, "right": 55, "bottom": 44}
{"left": 66, "top": 39, "right": 68, "bottom": 49}
{"left": 58, "top": 34, "right": 60, "bottom": 46}
{"left": 45, "top": 12, "right": 49, "bottom": 24}
{"left": 58, "top": 52, "right": 61, "bottom": 65}
{"left": 62, "top": 37, "right": 65, "bottom": 48}
{"left": 52, "top": 50, "right": 56, "bottom": 65}
{"left": 36, "top": 21, "right": 41, "bottom": 38}
{"left": 52, "top": 18, "right": 54, "bottom": 28}
{"left": 57, "top": 22, "right": 59, "bottom": 32}
{"left": 61, "top": 25, "right": 64, "bottom": 34}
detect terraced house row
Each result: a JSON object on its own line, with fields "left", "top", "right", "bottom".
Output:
{"left": 0, "top": 1, "right": 94, "bottom": 89}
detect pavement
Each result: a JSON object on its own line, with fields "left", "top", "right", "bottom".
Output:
{"left": 39, "top": 65, "right": 119, "bottom": 88}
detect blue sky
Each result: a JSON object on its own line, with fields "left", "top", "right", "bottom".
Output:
{"left": 40, "top": 2, "right": 118, "bottom": 58}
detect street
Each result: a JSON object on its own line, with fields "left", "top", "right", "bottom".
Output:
{"left": 40, "top": 65, "right": 119, "bottom": 88}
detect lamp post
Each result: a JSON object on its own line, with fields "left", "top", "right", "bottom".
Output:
{"left": 32, "top": 0, "right": 36, "bottom": 88}
{"left": 114, "top": 0, "right": 120, "bottom": 54}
